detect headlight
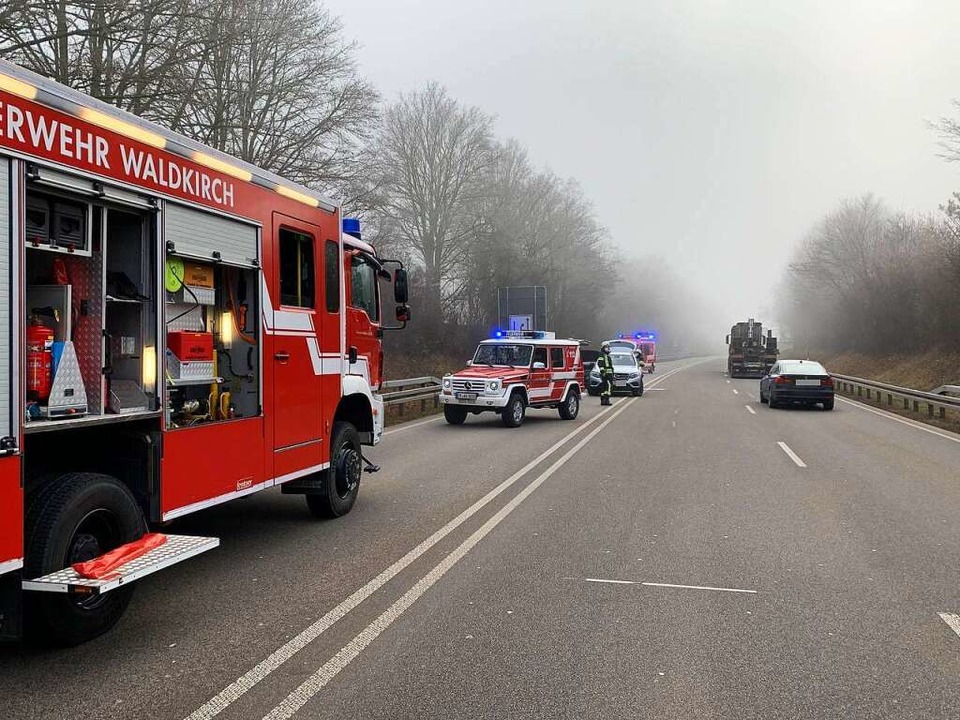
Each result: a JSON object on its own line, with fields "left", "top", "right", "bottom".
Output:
{"left": 442, "top": 378, "right": 451, "bottom": 389}
{"left": 590, "top": 367, "right": 600, "bottom": 377}
{"left": 630, "top": 372, "right": 640, "bottom": 378}
{"left": 488, "top": 380, "right": 501, "bottom": 391}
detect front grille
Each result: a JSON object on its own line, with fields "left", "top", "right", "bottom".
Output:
{"left": 452, "top": 378, "right": 486, "bottom": 392}
{"left": 614, "top": 373, "right": 629, "bottom": 380}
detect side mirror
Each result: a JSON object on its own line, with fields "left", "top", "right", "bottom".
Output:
{"left": 532, "top": 362, "right": 546, "bottom": 370}
{"left": 725, "top": 335, "right": 730, "bottom": 344}
{"left": 394, "top": 268, "right": 409, "bottom": 304}
{"left": 395, "top": 304, "right": 410, "bottom": 323}
{"left": 466, "top": 360, "right": 473, "bottom": 366}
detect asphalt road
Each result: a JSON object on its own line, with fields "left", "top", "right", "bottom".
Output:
{"left": 2, "top": 359, "right": 959, "bottom": 719}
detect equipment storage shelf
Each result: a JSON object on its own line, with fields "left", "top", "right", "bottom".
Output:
{"left": 163, "top": 253, "right": 260, "bottom": 430}
{"left": 24, "top": 184, "right": 160, "bottom": 430}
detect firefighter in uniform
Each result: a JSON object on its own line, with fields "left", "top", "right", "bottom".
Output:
{"left": 597, "top": 341, "right": 614, "bottom": 405}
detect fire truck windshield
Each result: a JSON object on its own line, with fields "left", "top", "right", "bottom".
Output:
{"left": 474, "top": 344, "right": 533, "bottom": 367}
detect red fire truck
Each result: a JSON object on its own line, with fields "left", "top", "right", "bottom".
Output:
{"left": 611, "top": 331, "right": 657, "bottom": 373}
{"left": 0, "top": 60, "right": 409, "bottom": 644}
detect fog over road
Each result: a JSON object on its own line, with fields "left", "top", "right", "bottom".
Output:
{"left": 3, "top": 360, "right": 959, "bottom": 719}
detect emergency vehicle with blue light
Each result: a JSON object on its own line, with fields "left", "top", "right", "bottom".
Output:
{"left": 0, "top": 59, "right": 409, "bottom": 644}
{"left": 440, "top": 331, "right": 584, "bottom": 428}
{"left": 610, "top": 332, "right": 657, "bottom": 373}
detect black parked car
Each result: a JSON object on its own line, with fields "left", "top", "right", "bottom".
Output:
{"left": 759, "top": 359, "right": 834, "bottom": 410}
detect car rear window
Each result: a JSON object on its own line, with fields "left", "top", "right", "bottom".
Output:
{"left": 781, "top": 361, "right": 827, "bottom": 375}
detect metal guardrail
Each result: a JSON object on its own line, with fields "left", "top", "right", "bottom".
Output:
{"left": 831, "top": 373, "right": 960, "bottom": 419}
{"left": 381, "top": 376, "right": 441, "bottom": 408}
{"left": 933, "top": 385, "right": 960, "bottom": 398}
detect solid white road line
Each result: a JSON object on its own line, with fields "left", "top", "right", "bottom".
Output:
{"left": 837, "top": 397, "right": 960, "bottom": 444}
{"left": 384, "top": 416, "right": 442, "bottom": 435}
{"left": 745, "top": 405, "right": 756, "bottom": 415}
{"left": 641, "top": 582, "right": 757, "bottom": 594}
{"left": 777, "top": 441, "right": 807, "bottom": 468}
{"left": 188, "top": 361, "right": 694, "bottom": 720}
{"left": 585, "top": 578, "right": 636, "bottom": 585}
{"left": 940, "top": 612, "right": 960, "bottom": 638}
{"left": 732, "top": 389, "right": 739, "bottom": 395}
{"left": 186, "top": 405, "right": 616, "bottom": 720}
{"left": 260, "top": 392, "right": 639, "bottom": 720}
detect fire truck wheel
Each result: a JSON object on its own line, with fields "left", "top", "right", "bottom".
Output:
{"left": 558, "top": 388, "right": 580, "bottom": 420}
{"left": 501, "top": 392, "right": 526, "bottom": 428}
{"left": 306, "top": 422, "right": 361, "bottom": 519}
{"left": 444, "top": 405, "right": 468, "bottom": 425}
{"left": 24, "top": 473, "right": 146, "bottom": 646}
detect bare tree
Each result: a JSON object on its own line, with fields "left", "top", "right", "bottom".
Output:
{"left": 0, "top": 0, "right": 378, "bottom": 196}
{"left": 0, "top": 0, "right": 212, "bottom": 115}
{"left": 167, "top": 0, "right": 377, "bottom": 192}
{"left": 369, "top": 84, "right": 494, "bottom": 347}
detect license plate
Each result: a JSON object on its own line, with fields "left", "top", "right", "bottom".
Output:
{"left": 614, "top": 381, "right": 628, "bottom": 388}
{"left": 456, "top": 392, "right": 478, "bottom": 401}
{"left": 796, "top": 379, "right": 820, "bottom": 387}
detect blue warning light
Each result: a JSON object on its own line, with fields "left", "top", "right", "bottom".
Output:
{"left": 342, "top": 217, "right": 361, "bottom": 238}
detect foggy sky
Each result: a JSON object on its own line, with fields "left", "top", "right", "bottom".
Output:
{"left": 325, "top": 0, "right": 960, "bottom": 326}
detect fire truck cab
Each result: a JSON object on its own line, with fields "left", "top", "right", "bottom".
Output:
{"left": 440, "top": 331, "right": 584, "bottom": 428}
{"left": 0, "top": 60, "right": 408, "bottom": 644}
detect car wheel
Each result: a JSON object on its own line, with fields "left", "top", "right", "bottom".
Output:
{"left": 768, "top": 389, "right": 779, "bottom": 408}
{"left": 823, "top": 398, "right": 835, "bottom": 411}
{"left": 558, "top": 388, "right": 580, "bottom": 420}
{"left": 501, "top": 392, "right": 526, "bottom": 428}
{"left": 759, "top": 385, "right": 768, "bottom": 404}
{"left": 443, "top": 405, "right": 468, "bottom": 425}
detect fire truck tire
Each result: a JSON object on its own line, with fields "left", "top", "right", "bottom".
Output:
{"left": 306, "top": 422, "right": 361, "bottom": 519}
{"left": 444, "top": 405, "right": 468, "bottom": 425}
{"left": 24, "top": 473, "right": 146, "bottom": 646}
{"left": 501, "top": 392, "right": 526, "bottom": 428}
{"left": 558, "top": 388, "right": 580, "bottom": 420}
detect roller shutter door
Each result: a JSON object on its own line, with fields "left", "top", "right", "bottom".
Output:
{"left": 164, "top": 202, "right": 258, "bottom": 267}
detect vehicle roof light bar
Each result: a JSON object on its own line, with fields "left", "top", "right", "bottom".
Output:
{"left": 0, "top": 71, "right": 36, "bottom": 100}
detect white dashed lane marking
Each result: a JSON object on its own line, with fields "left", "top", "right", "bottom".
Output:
{"left": 940, "top": 613, "right": 960, "bottom": 638}
{"left": 578, "top": 578, "right": 757, "bottom": 594}
{"left": 777, "top": 441, "right": 807, "bottom": 468}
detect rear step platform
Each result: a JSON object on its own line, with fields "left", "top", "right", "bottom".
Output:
{"left": 22, "top": 535, "right": 219, "bottom": 595}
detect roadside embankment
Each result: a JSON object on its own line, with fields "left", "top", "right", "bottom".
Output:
{"left": 800, "top": 350, "right": 960, "bottom": 433}
{"left": 818, "top": 350, "right": 960, "bottom": 393}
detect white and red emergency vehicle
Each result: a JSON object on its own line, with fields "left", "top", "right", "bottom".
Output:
{"left": 440, "top": 330, "right": 584, "bottom": 427}
{"left": 610, "top": 332, "right": 657, "bottom": 373}
{"left": 0, "top": 60, "right": 409, "bottom": 644}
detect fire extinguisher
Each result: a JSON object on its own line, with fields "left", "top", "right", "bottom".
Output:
{"left": 27, "top": 308, "right": 57, "bottom": 402}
